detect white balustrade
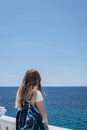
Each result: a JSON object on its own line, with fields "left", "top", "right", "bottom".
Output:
{"left": 0, "top": 115, "right": 16, "bottom": 130}
{"left": 0, "top": 115, "right": 71, "bottom": 130}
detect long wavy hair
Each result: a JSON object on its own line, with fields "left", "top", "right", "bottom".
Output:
{"left": 15, "top": 69, "right": 42, "bottom": 109}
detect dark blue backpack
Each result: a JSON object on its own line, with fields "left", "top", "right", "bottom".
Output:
{"left": 16, "top": 102, "right": 47, "bottom": 130}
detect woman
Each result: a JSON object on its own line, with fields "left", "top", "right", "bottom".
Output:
{"left": 15, "top": 69, "right": 48, "bottom": 129}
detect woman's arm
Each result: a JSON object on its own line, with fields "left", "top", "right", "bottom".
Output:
{"left": 35, "top": 101, "right": 49, "bottom": 129}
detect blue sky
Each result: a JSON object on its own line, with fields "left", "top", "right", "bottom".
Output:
{"left": 0, "top": 0, "right": 87, "bottom": 86}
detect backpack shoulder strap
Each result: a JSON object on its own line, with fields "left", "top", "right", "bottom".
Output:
{"left": 16, "top": 110, "right": 21, "bottom": 130}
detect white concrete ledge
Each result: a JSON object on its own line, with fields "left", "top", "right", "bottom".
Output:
{"left": 0, "top": 115, "right": 71, "bottom": 130}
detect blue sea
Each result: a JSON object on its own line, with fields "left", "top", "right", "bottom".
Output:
{"left": 0, "top": 86, "right": 87, "bottom": 130}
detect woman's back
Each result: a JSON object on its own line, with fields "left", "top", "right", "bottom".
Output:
{"left": 15, "top": 69, "right": 49, "bottom": 130}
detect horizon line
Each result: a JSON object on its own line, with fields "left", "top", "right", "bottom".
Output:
{"left": 0, "top": 85, "right": 87, "bottom": 87}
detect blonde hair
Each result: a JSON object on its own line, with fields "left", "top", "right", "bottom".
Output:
{"left": 15, "top": 69, "right": 42, "bottom": 109}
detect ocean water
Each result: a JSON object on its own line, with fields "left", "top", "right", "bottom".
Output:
{"left": 0, "top": 86, "right": 87, "bottom": 130}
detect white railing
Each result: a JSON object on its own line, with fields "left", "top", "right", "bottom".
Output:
{"left": 0, "top": 115, "right": 15, "bottom": 130}
{"left": 0, "top": 115, "right": 71, "bottom": 130}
